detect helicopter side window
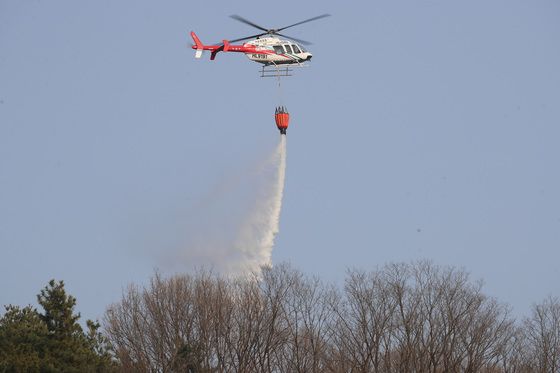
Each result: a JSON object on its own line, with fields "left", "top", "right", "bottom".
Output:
{"left": 292, "top": 45, "right": 301, "bottom": 53}
{"left": 285, "top": 45, "right": 293, "bottom": 54}
{"left": 273, "top": 45, "right": 284, "bottom": 54}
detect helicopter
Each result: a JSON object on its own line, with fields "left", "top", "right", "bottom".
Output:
{"left": 190, "top": 14, "right": 330, "bottom": 66}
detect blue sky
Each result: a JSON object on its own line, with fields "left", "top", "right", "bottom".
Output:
{"left": 1, "top": 0, "right": 559, "bottom": 321}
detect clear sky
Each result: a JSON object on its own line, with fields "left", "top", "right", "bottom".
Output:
{"left": 1, "top": 0, "right": 559, "bottom": 322}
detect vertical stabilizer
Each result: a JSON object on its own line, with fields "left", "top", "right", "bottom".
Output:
{"left": 190, "top": 31, "right": 204, "bottom": 59}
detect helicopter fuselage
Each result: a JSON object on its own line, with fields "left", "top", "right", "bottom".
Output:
{"left": 191, "top": 33, "right": 312, "bottom": 65}
{"left": 244, "top": 37, "right": 312, "bottom": 65}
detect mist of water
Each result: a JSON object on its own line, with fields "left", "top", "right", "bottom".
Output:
{"left": 160, "top": 135, "right": 287, "bottom": 275}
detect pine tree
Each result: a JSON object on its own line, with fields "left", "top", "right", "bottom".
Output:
{"left": 0, "top": 305, "right": 49, "bottom": 372}
{"left": 37, "top": 279, "right": 114, "bottom": 372}
{"left": 0, "top": 280, "right": 116, "bottom": 372}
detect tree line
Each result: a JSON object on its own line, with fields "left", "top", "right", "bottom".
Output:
{"left": 1, "top": 261, "right": 559, "bottom": 372}
{"left": 103, "top": 261, "right": 560, "bottom": 372}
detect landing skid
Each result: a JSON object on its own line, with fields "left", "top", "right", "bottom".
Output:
{"left": 260, "top": 63, "right": 308, "bottom": 78}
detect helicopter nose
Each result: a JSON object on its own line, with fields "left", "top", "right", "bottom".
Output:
{"left": 307, "top": 55, "right": 312, "bottom": 61}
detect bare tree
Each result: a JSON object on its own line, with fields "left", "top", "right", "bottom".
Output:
{"left": 524, "top": 296, "right": 560, "bottom": 373}
{"left": 329, "top": 268, "right": 397, "bottom": 372}
{"left": 276, "top": 268, "right": 335, "bottom": 373}
{"left": 326, "top": 261, "right": 516, "bottom": 373}
{"left": 105, "top": 272, "right": 200, "bottom": 372}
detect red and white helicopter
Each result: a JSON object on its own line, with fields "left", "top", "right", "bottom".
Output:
{"left": 190, "top": 14, "right": 330, "bottom": 70}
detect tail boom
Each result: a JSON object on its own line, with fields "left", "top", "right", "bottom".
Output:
{"left": 190, "top": 31, "right": 254, "bottom": 60}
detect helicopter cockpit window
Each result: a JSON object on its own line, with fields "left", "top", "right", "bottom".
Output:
{"left": 299, "top": 45, "right": 307, "bottom": 53}
{"left": 292, "top": 45, "right": 301, "bottom": 53}
{"left": 273, "top": 45, "right": 284, "bottom": 54}
{"left": 284, "top": 45, "right": 294, "bottom": 54}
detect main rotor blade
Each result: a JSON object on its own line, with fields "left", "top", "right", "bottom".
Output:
{"left": 276, "top": 33, "right": 312, "bottom": 46}
{"left": 277, "top": 13, "right": 331, "bottom": 32}
{"left": 228, "top": 32, "right": 268, "bottom": 44}
{"left": 230, "top": 15, "right": 268, "bottom": 32}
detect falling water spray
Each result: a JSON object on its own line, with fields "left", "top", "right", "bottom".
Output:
{"left": 231, "top": 135, "right": 287, "bottom": 274}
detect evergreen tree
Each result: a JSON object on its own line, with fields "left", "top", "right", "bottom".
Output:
{"left": 37, "top": 279, "right": 90, "bottom": 371}
{"left": 36, "top": 279, "right": 115, "bottom": 372}
{"left": 0, "top": 280, "right": 115, "bottom": 372}
{"left": 0, "top": 305, "right": 49, "bottom": 372}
